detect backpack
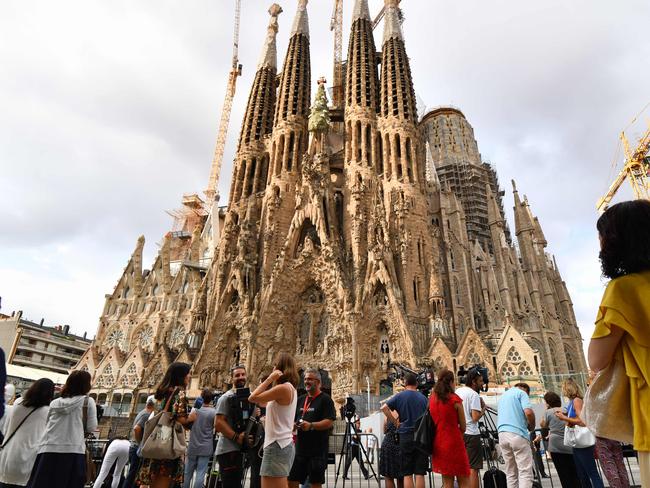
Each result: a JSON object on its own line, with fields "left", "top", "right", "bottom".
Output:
{"left": 413, "top": 409, "right": 436, "bottom": 455}
{"left": 483, "top": 467, "right": 507, "bottom": 488}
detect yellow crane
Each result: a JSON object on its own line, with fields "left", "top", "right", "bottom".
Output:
{"left": 205, "top": 0, "right": 242, "bottom": 205}
{"left": 596, "top": 124, "right": 650, "bottom": 213}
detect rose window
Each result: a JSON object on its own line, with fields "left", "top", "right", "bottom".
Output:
{"left": 168, "top": 326, "right": 186, "bottom": 349}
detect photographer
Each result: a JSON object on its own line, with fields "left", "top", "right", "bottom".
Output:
{"left": 288, "top": 368, "right": 336, "bottom": 488}
{"left": 214, "top": 365, "right": 254, "bottom": 486}
{"left": 343, "top": 415, "right": 370, "bottom": 480}
{"left": 456, "top": 368, "right": 486, "bottom": 488}
{"left": 381, "top": 373, "right": 428, "bottom": 488}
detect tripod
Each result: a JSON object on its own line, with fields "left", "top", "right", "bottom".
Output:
{"left": 334, "top": 416, "right": 379, "bottom": 487}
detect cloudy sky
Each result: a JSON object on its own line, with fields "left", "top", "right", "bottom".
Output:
{"left": 1, "top": 0, "right": 648, "bottom": 352}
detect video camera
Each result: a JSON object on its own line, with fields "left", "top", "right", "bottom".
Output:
{"left": 228, "top": 387, "right": 254, "bottom": 434}
{"left": 390, "top": 364, "right": 436, "bottom": 395}
{"left": 341, "top": 396, "right": 356, "bottom": 420}
{"left": 457, "top": 365, "right": 489, "bottom": 392}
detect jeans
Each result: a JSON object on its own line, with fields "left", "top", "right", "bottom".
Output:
{"left": 498, "top": 431, "right": 534, "bottom": 488}
{"left": 123, "top": 444, "right": 141, "bottom": 488}
{"left": 93, "top": 439, "right": 130, "bottom": 488}
{"left": 183, "top": 455, "right": 211, "bottom": 488}
{"left": 572, "top": 446, "right": 604, "bottom": 488}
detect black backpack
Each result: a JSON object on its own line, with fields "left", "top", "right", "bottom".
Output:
{"left": 483, "top": 467, "right": 507, "bottom": 488}
{"left": 413, "top": 409, "right": 436, "bottom": 455}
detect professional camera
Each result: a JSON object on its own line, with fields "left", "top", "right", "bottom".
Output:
{"left": 341, "top": 396, "right": 356, "bottom": 420}
{"left": 228, "top": 387, "right": 254, "bottom": 434}
{"left": 457, "top": 365, "right": 489, "bottom": 392}
{"left": 390, "top": 364, "right": 436, "bottom": 395}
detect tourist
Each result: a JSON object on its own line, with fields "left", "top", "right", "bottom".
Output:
{"left": 0, "top": 384, "right": 16, "bottom": 438}
{"left": 455, "top": 368, "right": 485, "bottom": 488}
{"left": 595, "top": 438, "right": 630, "bottom": 488}
{"left": 249, "top": 352, "right": 299, "bottom": 488}
{"left": 379, "top": 407, "right": 401, "bottom": 488}
{"left": 343, "top": 416, "right": 370, "bottom": 480}
{"left": 588, "top": 200, "right": 650, "bottom": 487}
{"left": 183, "top": 388, "right": 217, "bottom": 488}
{"left": 496, "top": 382, "right": 535, "bottom": 488}
{"left": 93, "top": 437, "right": 130, "bottom": 488}
{"left": 540, "top": 392, "right": 579, "bottom": 488}
{"left": 288, "top": 368, "right": 336, "bottom": 488}
{"left": 381, "top": 373, "right": 428, "bottom": 488}
{"left": 366, "top": 427, "right": 377, "bottom": 464}
{"left": 214, "top": 365, "right": 254, "bottom": 486}
{"left": 555, "top": 378, "right": 603, "bottom": 488}
{"left": 430, "top": 369, "right": 470, "bottom": 488}
{"left": 123, "top": 395, "right": 156, "bottom": 488}
{"left": 27, "top": 370, "right": 97, "bottom": 488}
{"left": 137, "top": 362, "right": 191, "bottom": 488}
{"left": 0, "top": 378, "right": 54, "bottom": 488}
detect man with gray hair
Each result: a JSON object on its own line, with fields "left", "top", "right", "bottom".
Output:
{"left": 289, "top": 368, "right": 336, "bottom": 488}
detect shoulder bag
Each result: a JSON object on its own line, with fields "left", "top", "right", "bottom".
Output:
{"left": 563, "top": 399, "right": 596, "bottom": 449}
{"left": 82, "top": 396, "right": 97, "bottom": 483}
{"left": 0, "top": 407, "right": 37, "bottom": 450}
{"left": 140, "top": 388, "right": 186, "bottom": 460}
{"left": 414, "top": 408, "right": 436, "bottom": 455}
{"left": 581, "top": 354, "right": 634, "bottom": 444}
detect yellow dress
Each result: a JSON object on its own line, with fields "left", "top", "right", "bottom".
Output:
{"left": 593, "top": 270, "right": 650, "bottom": 451}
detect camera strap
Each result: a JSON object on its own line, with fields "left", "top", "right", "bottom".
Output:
{"left": 300, "top": 391, "right": 320, "bottom": 421}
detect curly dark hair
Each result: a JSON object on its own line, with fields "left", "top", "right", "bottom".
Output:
{"left": 433, "top": 369, "right": 455, "bottom": 403}
{"left": 597, "top": 200, "right": 650, "bottom": 279}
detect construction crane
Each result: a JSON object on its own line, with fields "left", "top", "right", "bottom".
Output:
{"left": 596, "top": 124, "right": 650, "bottom": 213}
{"left": 372, "top": 0, "right": 402, "bottom": 30}
{"left": 330, "top": 0, "right": 344, "bottom": 107}
{"left": 205, "top": 0, "right": 243, "bottom": 205}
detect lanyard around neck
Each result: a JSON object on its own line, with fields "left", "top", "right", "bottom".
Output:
{"left": 300, "top": 391, "right": 321, "bottom": 420}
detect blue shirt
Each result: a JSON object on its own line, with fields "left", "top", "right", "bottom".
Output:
{"left": 497, "top": 387, "right": 532, "bottom": 439}
{"left": 386, "top": 389, "right": 428, "bottom": 434}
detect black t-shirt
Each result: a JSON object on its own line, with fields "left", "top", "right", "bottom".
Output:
{"left": 294, "top": 392, "right": 336, "bottom": 457}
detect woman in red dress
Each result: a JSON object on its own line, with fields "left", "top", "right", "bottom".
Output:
{"left": 429, "top": 369, "right": 471, "bottom": 488}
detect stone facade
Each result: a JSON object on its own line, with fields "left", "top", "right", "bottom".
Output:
{"left": 76, "top": 0, "right": 585, "bottom": 411}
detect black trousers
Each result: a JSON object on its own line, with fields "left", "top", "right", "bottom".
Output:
{"left": 217, "top": 451, "right": 244, "bottom": 487}
{"left": 344, "top": 445, "right": 368, "bottom": 478}
{"left": 550, "top": 451, "right": 580, "bottom": 488}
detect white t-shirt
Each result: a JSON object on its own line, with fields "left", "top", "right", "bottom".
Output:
{"left": 456, "top": 386, "right": 482, "bottom": 436}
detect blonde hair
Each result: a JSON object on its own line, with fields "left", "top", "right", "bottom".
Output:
{"left": 561, "top": 378, "right": 582, "bottom": 399}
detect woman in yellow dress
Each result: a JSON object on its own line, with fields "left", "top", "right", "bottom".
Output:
{"left": 588, "top": 200, "right": 650, "bottom": 486}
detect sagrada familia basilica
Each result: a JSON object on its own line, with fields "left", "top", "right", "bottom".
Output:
{"left": 76, "top": 0, "right": 586, "bottom": 409}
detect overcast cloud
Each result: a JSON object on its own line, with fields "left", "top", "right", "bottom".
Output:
{"left": 1, "top": 0, "right": 649, "bottom": 353}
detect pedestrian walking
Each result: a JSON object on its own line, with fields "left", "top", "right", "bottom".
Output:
{"left": 540, "top": 392, "right": 579, "bottom": 488}
{"left": 0, "top": 378, "right": 54, "bottom": 488}
{"left": 555, "top": 379, "right": 604, "bottom": 488}
{"left": 123, "top": 395, "right": 156, "bottom": 488}
{"left": 378, "top": 408, "right": 401, "bottom": 488}
{"left": 366, "top": 427, "right": 377, "bottom": 464}
{"left": 137, "top": 362, "right": 191, "bottom": 488}
{"left": 26, "top": 370, "right": 97, "bottom": 488}
{"left": 455, "top": 368, "right": 486, "bottom": 488}
{"left": 496, "top": 382, "right": 535, "bottom": 488}
{"left": 588, "top": 200, "right": 650, "bottom": 487}
{"left": 430, "top": 369, "right": 470, "bottom": 488}
{"left": 288, "top": 368, "right": 336, "bottom": 488}
{"left": 249, "top": 352, "right": 299, "bottom": 488}
{"left": 183, "top": 388, "right": 217, "bottom": 488}
{"left": 381, "top": 373, "right": 428, "bottom": 488}
{"left": 93, "top": 438, "right": 130, "bottom": 488}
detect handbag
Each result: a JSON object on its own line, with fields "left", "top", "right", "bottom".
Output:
{"left": 414, "top": 408, "right": 436, "bottom": 455}
{"left": 140, "top": 388, "right": 186, "bottom": 460}
{"left": 563, "top": 400, "right": 596, "bottom": 448}
{"left": 82, "top": 397, "right": 97, "bottom": 483}
{"left": 581, "top": 354, "right": 634, "bottom": 444}
{"left": 0, "top": 407, "right": 37, "bottom": 450}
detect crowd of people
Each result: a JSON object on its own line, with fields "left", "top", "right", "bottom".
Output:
{"left": 0, "top": 192, "right": 647, "bottom": 488}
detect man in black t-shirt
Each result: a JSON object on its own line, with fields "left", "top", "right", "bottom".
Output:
{"left": 288, "top": 368, "right": 336, "bottom": 488}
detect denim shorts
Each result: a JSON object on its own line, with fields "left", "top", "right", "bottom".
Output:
{"left": 260, "top": 441, "right": 295, "bottom": 477}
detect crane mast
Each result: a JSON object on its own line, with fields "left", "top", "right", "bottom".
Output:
{"left": 330, "top": 0, "right": 343, "bottom": 107}
{"left": 597, "top": 125, "right": 650, "bottom": 213}
{"left": 205, "top": 0, "right": 242, "bottom": 205}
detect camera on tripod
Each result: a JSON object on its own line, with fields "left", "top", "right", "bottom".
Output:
{"left": 228, "top": 387, "right": 256, "bottom": 449}
{"left": 341, "top": 396, "right": 356, "bottom": 420}
{"left": 457, "top": 365, "right": 489, "bottom": 392}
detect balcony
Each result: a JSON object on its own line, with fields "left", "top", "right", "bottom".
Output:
{"left": 17, "top": 343, "right": 83, "bottom": 361}
{"left": 20, "top": 328, "right": 89, "bottom": 352}
{"left": 12, "top": 355, "right": 71, "bottom": 374}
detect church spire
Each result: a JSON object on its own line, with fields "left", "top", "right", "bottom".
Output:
{"left": 346, "top": 0, "right": 379, "bottom": 112}
{"left": 229, "top": 5, "right": 282, "bottom": 204}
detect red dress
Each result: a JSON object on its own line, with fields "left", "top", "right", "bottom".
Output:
{"left": 429, "top": 392, "right": 471, "bottom": 477}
